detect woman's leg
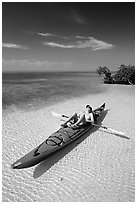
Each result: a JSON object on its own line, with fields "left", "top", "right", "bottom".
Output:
{"left": 61, "top": 113, "right": 78, "bottom": 127}
{"left": 73, "top": 113, "right": 86, "bottom": 126}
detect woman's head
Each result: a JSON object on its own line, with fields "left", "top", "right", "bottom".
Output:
{"left": 85, "top": 104, "right": 92, "bottom": 113}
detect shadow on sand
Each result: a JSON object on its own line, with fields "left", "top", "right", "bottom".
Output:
{"left": 33, "top": 109, "right": 109, "bottom": 179}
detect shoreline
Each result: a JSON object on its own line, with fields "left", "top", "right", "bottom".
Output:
{"left": 2, "top": 84, "right": 135, "bottom": 202}
{"left": 2, "top": 83, "right": 134, "bottom": 115}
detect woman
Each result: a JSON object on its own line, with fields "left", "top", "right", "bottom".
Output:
{"left": 61, "top": 105, "right": 94, "bottom": 128}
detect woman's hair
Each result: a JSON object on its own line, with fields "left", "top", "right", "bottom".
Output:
{"left": 85, "top": 104, "right": 92, "bottom": 112}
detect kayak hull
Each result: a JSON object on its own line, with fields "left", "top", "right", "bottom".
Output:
{"left": 11, "top": 103, "right": 105, "bottom": 169}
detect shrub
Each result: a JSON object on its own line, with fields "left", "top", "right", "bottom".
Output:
{"left": 113, "top": 65, "right": 135, "bottom": 84}
{"left": 96, "top": 66, "right": 113, "bottom": 84}
{"left": 96, "top": 64, "right": 135, "bottom": 85}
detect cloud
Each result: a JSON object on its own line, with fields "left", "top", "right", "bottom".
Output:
{"left": 67, "top": 9, "right": 87, "bottom": 25}
{"left": 43, "top": 36, "right": 114, "bottom": 51}
{"left": 44, "top": 42, "right": 74, "bottom": 49}
{"left": 37, "top": 32, "right": 69, "bottom": 40}
{"left": 77, "top": 37, "right": 114, "bottom": 51}
{"left": 37, "top": 32, "right": 56, "bottom": 37}
{"left": 2, "top": 59, "right": 72, "bottom": 67}
{"left": 22, "top": 29, "right": 57, "bottom": 38}
{"left": 23, "top": 29, "right": 70, "bottom": 40}
{"left": 71, "top": 10, "right": 87, "bottom": 25}
{"left": 75, "top": 35, "right": 87, "bottom": 39}
{"left": 2, "top": 43, "right": 28, "bottom": 49}
{"left": 2, "top": 59, "right": 74, "bottom": 72}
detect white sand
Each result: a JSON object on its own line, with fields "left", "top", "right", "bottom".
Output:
{"left": 2, "top": 84, "right": 135, "bottom": 202}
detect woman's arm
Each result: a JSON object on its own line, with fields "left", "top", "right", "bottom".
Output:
{"left": 71, "top": 113, "right": 85, "bottom": 126}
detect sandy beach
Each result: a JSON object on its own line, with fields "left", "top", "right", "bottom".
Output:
{"left": 2, "top": 84, "right": 135, "bottom": 202}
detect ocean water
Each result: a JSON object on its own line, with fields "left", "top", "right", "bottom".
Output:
{"left": 2, "top": 72, "right": 104, "bottom": 111}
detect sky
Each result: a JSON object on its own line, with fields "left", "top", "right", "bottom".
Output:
{"left": 2, "top": 2, "right": 135, "bottom": 72}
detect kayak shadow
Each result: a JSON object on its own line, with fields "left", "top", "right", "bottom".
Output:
{"left": 33, "top": 109, "right": 109, "bottom": 179}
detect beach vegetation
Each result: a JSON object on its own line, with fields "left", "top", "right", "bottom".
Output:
{"left": 97, "top": 64, "right": 135, "bottom": 85}
{"left": 97, "top": 66, "right": 113, "bottom": 84}
{"left": 113, "top": 65, "right": 135, "bottom": 85}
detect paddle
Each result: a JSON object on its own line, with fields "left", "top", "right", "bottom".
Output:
{"left": 51, "top": 111, "right": 126, "bottom": 137}
{"left": 51, "top": 111, "right": 69, "bottom": 119}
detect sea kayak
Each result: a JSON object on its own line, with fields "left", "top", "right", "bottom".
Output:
{"left": 11, "top": 103, "right": 105, "bottom": 169}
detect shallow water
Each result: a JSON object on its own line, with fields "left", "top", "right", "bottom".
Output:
{"left": 2, "top": 72, "right": 105, "bottom": 111}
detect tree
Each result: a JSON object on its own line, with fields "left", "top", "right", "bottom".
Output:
{"left": 96, "top": 64, "right": 135, "bottom": 85}
{"left": 96, "top": 66, "right": 113, "bottom": 84}
{"left": 113, "top": 65, "right": 135, "bottom": 85}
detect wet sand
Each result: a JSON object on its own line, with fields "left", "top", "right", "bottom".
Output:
{"left": 2, "top": 84, "right": 135, "bottom": 202}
